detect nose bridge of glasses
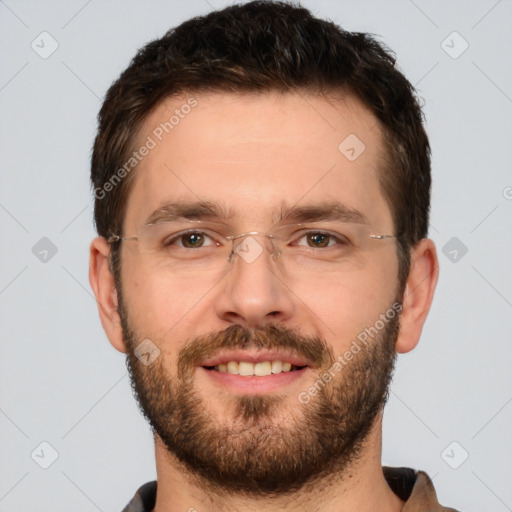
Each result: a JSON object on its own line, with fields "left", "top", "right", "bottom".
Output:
{"left": 226, "top": 231, "right": 282, "bottom": 264}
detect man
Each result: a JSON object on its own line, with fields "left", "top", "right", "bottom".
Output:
{"left": 89, "top": 1, "right": 457, "bottom": 510}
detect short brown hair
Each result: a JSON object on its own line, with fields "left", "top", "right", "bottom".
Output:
{"left": 91, "top": 0, "right": 431, "bottom": 290}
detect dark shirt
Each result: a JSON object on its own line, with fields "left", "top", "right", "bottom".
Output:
{"left": 122, "top": 467, "right": 459, "bottom": 511}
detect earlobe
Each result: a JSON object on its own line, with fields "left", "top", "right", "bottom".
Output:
{"left": 89, "top": 237, "right": 128, "bottom": 353}
{"left": 395, "top": 238, "right": 439, "bottom": 354}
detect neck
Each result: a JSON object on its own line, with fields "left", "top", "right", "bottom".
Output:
{"left": 152, "top": 415, "right": 404, "bottom": 512}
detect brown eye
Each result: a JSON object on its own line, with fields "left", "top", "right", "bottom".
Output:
{"left": 164, "top": 231, "right": 217, "bottom": 249}
{"left": 307, "top": 233, "right": 331, "bottom": 248}
{"left": 181, "top": 232, "right": 206, "bottom": 248}
{"left": 292, "top": 230, "right": 349, "bottom": 249}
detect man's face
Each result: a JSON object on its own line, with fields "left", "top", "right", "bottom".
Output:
{"left": 117, "top": 91, "right": 401, "bottom": 494}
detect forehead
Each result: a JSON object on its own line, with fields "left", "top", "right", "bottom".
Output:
{"left": 123, "top": 90, "right": 392, "bottom": 231}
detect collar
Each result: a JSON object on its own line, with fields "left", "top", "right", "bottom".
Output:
{"left": 122, "top": 467, "right": 458, "bottom": 512}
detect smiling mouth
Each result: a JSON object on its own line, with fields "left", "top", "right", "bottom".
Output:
{"left": 203, "top": 360, "right": 308, "bottom": 376}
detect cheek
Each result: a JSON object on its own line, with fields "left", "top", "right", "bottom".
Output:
{"left": 121, "top": 260, "right": 184, "bottom": 336}
{"left": 121, "top": 258, "right": 222, "bottom": 353}
{"left": 306, "top": 254, "right": 398, "bottom": 351}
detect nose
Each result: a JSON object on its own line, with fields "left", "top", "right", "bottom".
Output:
{"left": 214, "top": 234, "right": 296, "bottom": 328}
{"left": 226, "top": 231, "right": 281, "bottom": 263}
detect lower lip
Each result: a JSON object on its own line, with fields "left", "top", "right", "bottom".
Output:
{"left": 199, "top": 366, "right": 309, "bottom": 394}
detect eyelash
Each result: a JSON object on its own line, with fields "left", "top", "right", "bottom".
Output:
{"left": 293, "top": 232, "right": 349, "bottom": 248}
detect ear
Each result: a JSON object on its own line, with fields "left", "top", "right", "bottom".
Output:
{"left": 89, "top": 237, "right": 127, "bottom": 353}
{"left": 395, "top": 238, "right": 439, "bottom": 354}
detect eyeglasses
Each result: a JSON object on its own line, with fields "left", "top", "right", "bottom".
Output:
{"left": 108, "top": 220, "right": 396, "bottom": 276}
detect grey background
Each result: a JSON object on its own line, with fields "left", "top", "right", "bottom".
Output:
{"left": 1, "top": 0, "right": 511, "bottom": 510}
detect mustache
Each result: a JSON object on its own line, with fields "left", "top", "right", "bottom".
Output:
{"left": 177, "top": 323, "right": 334, "bottom": 379}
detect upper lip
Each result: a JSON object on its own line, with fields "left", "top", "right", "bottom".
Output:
{"left": 199, "top": 350, "right": 310, "bottom": 367}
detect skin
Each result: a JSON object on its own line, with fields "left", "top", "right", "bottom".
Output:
{"left": 89, "top": 90, "right": 439, "bottom": 512}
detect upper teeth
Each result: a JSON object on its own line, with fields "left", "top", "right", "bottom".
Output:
{"left": 215, "top": 361, "right": 294, "bottom": 376}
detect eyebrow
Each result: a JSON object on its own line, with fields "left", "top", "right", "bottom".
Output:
{"left": 145, "top": 201, "right": 235, "bottom": 225}
{"left": 274, "top": 202, "right": 369, "bottom": 226}
{"left": 144, "top": 200, "right": 369, "bottom": 227}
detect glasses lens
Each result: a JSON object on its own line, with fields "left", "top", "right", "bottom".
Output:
{"left": 269, "top": 223, "right": 387, "bottom": 274}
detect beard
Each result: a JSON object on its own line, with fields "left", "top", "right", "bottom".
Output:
{"left": 120, "top": 299, "right": 399, "bottom": 497}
